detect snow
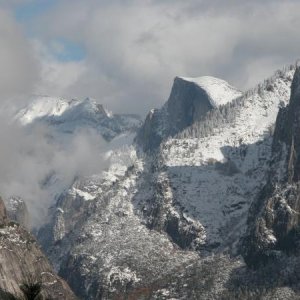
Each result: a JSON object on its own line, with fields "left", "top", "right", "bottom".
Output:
{"left": 106, "top": 266, "right": 141, "bottom": 292}
{"left": 0, "top": 224, "right": 27, "bottom": 245}
{"left": 16, "top": 96, "right": 78, "bottom": 125}
{"left": 6, "top": 196, "right": 24, "bottom": 213}
{"left": 178, "top": 76, "right": 243, "bottom": 107}
{"left": 72, "top": 187, "right": 95, "bottom": 201}
{"left": 15, "top": 95, "right": 142, "bottom": 142}
{"left": 57, "top": 207, "right": 64, "bottom": 214}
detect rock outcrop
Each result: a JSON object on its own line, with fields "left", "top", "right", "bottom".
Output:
{"left": 0, "top": 196, "right": 77, "bottom": 299}
{"left": 5, "top": 196, "right": 30, "bottom": 229}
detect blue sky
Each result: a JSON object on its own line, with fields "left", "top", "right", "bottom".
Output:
{"left": 47, "top": 38, "right": 86, "bottom": 62}
{"left": 15, "top": 0, "right": 85, "bottom": 62}
{"left": 15, "top": 0, "right": 57, "bottom": 21}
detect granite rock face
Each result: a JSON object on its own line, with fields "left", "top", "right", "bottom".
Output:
{"left": 0, "top": 196, "right": 77, "bottom": 299}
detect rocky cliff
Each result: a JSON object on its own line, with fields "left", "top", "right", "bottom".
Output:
{"left": 0, "top": 196, "right": 77, "bottom": 299}
{"left": 242, "top": 66, "right": 300, "bottom": 267}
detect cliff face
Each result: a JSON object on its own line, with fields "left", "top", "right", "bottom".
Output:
{"left": 242, "top": 67, "right": 300, "bottom": 267}
{"left": 166, "top": 77, "right": 215, "bottom": 133}
{"left": 0, "top": 196, "right": 77, "bottom": 299}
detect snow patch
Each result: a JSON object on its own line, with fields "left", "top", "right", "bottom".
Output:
{"left": 72, "top": 188, "right": 95, "bottom": 201}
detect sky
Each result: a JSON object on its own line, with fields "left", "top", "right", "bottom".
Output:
{"left": 1, "top": 0, "right": 300, "bottom": 115}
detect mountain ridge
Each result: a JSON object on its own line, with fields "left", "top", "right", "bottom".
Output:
{"left": 16, "top": 95, "right": 142, "bottom": 141}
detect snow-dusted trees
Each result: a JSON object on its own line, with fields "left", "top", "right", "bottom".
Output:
{"left": 176, "top": 64, "right": 296, "bottom": 140}
{"left": 176, "top": 95, "right": 244, "bottom": 139}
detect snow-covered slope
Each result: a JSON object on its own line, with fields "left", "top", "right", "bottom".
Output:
{"left": 134, "top": 67, "right": 293, "bottom": 249}
{"left": 38, "top": 65, "right": 297, "bottom": 298}
{"left": 16, "top": 96, "right": 142, "bottom": 141}
{"left": 152, "top": 67, "right": 294, "bottom": 249}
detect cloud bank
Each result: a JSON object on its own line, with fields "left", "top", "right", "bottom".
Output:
{"left": 0, "top": 116, "right": 108, "bottom": 227}
{"left": 0, "top": 8, "right": 38, "bottom": 100}
{"left": 27, "top": 0, "right": 300, "bottom": 115}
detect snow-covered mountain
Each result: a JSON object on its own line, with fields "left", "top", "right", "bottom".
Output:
{"left": 154, "top": 69, "right": 293, "bottom": 251}
{"left": 37, "top": 64, "right": 300, "bottom": 299}
{"left": 136, "top": 75, "right": 242, "bottom": 151}
{"left": 16, "top": 95, "right": 142, "bottom": 141}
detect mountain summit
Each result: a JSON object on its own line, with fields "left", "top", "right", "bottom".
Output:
{"left": 136, "top": 76, "right": 242, "bottom": 151}
{"left": 177, "top": 76, "right": 242, "bottom": 107}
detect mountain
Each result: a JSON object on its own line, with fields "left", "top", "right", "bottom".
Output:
{"left": 136, "top": 75, "right": 242, "bottom": 151}
{"left": 0, "top": 196, "right": 77, "bottom": 299}
{"left": 16, "top": 95, "right": 142, "bottom": 141}
{"left": 36, "top": 64, "right": 300, "bottom": 299}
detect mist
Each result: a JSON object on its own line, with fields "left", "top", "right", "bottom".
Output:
{"left": 0, "top": 113, "right": 109, "bottom": 228}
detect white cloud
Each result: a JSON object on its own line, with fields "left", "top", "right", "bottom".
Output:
{"left": 0, "top": 9, "right": 38, "bottom": 100}
{"left": 32, "top": 40, "right": 87, "bottom": 98}
{"left": 0, "top": 115, "right": 108, "bottom": 227}
{"left": 26, "top": 0, "right": 300, "bottom": 115}
{"left": 0, "top": 0, "right": 34, "bottom": 8}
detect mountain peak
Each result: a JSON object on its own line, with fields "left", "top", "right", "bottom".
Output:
{"left": 15, "top": 95, "right": 142, "bottom": 141}
{"left": 176, "top": 76, "right": 242, "bottom": 107}
{"left": 136, "top": 74, "right": 243, "bottom": 151}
